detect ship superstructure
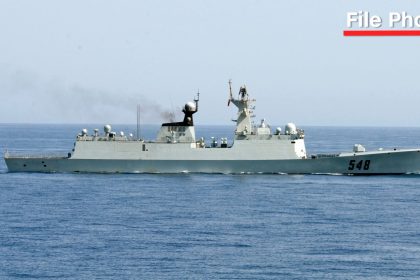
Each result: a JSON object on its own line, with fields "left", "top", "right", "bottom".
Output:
{"left": 4, "top": 83, "right": 420, "bottom": 174}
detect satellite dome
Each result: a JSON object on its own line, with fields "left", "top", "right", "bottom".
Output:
{"left": 104, "top": 124, "right": 112, "bottom": 133}
{"left": 285, "top": 123, "right": 297, "bottom": 135}
{"left": 185, "top": 102, "right": 196, "bottom": 112}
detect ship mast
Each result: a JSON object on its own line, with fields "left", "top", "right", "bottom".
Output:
{"left": 228, "top": 81, "right": 255, "bottom": 137}
{"left": 136, "top": 104, "right": 141, "bottom": 140}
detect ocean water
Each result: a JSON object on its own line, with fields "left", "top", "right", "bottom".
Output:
{"left": 1, "top": 124, "right": 420, "bottom": 279}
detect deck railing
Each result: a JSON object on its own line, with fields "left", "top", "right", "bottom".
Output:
{"left": 4, "top": 150, "right": 68, "bottom": 159}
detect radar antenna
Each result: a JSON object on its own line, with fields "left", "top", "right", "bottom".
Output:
{"left": 239, "top": 85, "right": 247, "bottom": 100}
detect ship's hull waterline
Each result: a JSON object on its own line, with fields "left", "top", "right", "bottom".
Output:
{"left": 5, "top": 149, "right": 420, "bottom": 174}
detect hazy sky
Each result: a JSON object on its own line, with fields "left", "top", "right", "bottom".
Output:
{"left": 1, "top": 0, "right": 420, "bottom": 126}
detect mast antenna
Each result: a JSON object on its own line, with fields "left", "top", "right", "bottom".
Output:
{"left": 228, "top": 79, "right": 233, "bottom": 106}
{"left": 136, "top": 104, "right": 141, "bottom": 140}
{"left": 194, "top": 89, "right": 200, "bottom": 110}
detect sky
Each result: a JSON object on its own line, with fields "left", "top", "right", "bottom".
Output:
{"left": 1, "top": 0, "right": 420, "bottom": 126}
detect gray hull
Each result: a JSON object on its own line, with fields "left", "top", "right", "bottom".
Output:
{"left": 5, "top": 149, "right": 420, "bottom": 174}
{"left": 6, "top": 85, "right": 420, "bottom": 175}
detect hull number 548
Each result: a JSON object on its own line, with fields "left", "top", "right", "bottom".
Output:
{"left": 348, "top": 160, "right": 371, "bottom": 171}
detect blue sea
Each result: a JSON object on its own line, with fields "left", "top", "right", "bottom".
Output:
{"left": 1, "top": 124, "right": 420, "bottom": 279}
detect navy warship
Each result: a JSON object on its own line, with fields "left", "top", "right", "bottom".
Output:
{"left": 4, "top": 82, "right": 420, "bottom": 174}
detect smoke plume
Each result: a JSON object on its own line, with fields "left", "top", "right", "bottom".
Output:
{"left": 0, "top": 68, "right": 182, "bottom": 124}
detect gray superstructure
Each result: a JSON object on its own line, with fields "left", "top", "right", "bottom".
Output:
{"left": 4, "top": 83, "right": 420, "bottom": 174}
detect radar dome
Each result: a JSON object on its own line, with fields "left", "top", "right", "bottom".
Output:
{"left": 285, "top": 123, "right": 297, "bottom": 135}
{"left": 104, "top": 124, "right": 112, "bottom": 133}
{"left": 184, "top": 102, "right": 196, "bottom": 112}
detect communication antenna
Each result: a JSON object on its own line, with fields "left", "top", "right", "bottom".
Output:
{"left": 136, "top": 104, "right": 141, "bottom": 140}
{"left": 195, "top": 89, "right": 200, "bottom": 109}
{"left": 228, "top": 79, "right": 233, "bottom": 106}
